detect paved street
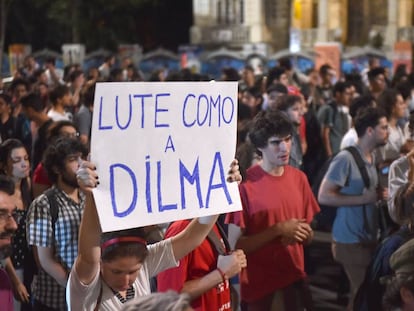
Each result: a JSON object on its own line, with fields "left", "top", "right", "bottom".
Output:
{"left": 307, "top": 231, "right": 348, "bottom": 311}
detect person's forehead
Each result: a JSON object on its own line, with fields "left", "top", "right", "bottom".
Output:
{"left": 10, "top": 147, "right": 26, "bottom": 157}
{"left": 103, "top": 256, "right": 142, "bottom": 270}
{"left": 377, "top": 117, "right": 388, "bottom": 125}
{"left": 268, "top": 134, "right": 290, "bottom": 140}
{"left": 0, "top": 192, "right": 14, "bottom": 211}
{"left": 60, "top": 126, "right": 76, "bottom": 133}
{"left": 16, "top": 85, "right": 27, "bottom": 91}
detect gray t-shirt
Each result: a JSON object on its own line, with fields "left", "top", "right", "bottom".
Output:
{"left": 325, "top": 147, "right": 379, "bottom": 243}
{"left": 317, "top": 103, "right": 350, "bottom": 155}
{"left": 67, "top": 238, "right": 178, "bottom": 311}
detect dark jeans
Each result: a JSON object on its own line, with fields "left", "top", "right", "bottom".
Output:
{"left": 245, "top": 278, "right": 314, "bottom": 311}
{"left": 33, "top": 300, "right": 61, "bottom": 311}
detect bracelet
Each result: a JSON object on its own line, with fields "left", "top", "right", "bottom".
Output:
{"left": 216, "top": 268, "right": 227, "bottom": 283}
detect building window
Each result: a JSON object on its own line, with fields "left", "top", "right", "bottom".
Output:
{"left": 217, "top": 0, "right": 222, "bottom": 24}
{"left": 312, "top": 0, "right": 318, "bottom": 28}
{"left": 265, "top": 0, "right": 278, "bottom": 26}
{"left": 240, "top": 0, "right": 244, "bottom": 23}
{"left": 194, "top": 0, "right": 210, "bottom": 16}
{"left": 216, "top": 0, "right": 239, "bottom": 25}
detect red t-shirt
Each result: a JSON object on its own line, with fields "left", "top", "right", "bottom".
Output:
{"left": 225, "top": 165, "right": 320, "bottom": 302}
{"left": 157, "top": 220, "right": 231, "bottom": 311}
{"left": 32, "top": 162, "right": 52, "bottom": 186}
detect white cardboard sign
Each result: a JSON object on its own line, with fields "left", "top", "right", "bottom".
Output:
{"left": 91, "top": 82, "right": 241, "bottom": 232}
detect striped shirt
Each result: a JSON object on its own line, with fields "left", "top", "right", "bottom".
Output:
{"left": 26, "top": 186, "right": 84, "bottom": 310}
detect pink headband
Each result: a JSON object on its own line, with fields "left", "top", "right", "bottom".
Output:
{"left": 101, "top": 236, "right": 147, "bottom": 251}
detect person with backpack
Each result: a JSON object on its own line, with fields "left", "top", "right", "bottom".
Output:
{"left": 352, "top": 108, "right": 414, "bottom": 310}
{"left": 318, "top": 107, "right": 389, "bottom": 310}
{"left": 353, "top": 177, "right": 414, "bottom": 310}
{"left": 26, "top": 138, "right": 88, "bottom": 310}
{"left": 317, "top": 81, "right": 353, "bottom": 158}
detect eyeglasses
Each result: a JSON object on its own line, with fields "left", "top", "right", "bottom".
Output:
{"left": 61, "top": 132, "right": 80, "bottom": 138}
{"left": 0, "top": 209, "right": 21, "bottom": 223}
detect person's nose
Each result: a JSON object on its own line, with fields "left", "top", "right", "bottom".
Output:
{"left": 122, "top": 274, "right": 130, "bottom": 286}
{"left": 6, "top": 215, "right": 18, "bottom": 231}
{"left": 278, "top": 141, "right": 288, "bottom": 152}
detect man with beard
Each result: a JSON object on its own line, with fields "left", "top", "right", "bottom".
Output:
{"left": 26, "top": 138, "right": 87, "bottom": 310}
{"left": 0, "top": 176, "right": 19, "bottom": 310}
{"left": 318, "top": 107, "right": 389, "bottom": 310}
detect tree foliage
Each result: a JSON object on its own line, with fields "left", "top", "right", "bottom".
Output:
{"left": 3, "top": 0, "right": 191, "bottom": 53}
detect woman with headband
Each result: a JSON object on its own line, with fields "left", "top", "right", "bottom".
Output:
{"left": 67, "top": 159, "right": 241, "bottom": 311}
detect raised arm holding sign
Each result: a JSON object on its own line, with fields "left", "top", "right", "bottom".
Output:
{"left": 66, "top": 82, "right": 242, "bottom": 311}
{"left": 90, "top": 82, "right": 241, "bottom": 232}
{"left": 67, "top": 158, "right": 241, "bottom": 311}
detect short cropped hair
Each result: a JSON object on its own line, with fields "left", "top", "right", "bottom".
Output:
{"left": 333, "top": 81, "right": 351, "bottom": 95}
{"left": 319, "top": 64, "right": 332, "bottom": 76}
{"left": 367, "top": 67, "right": 385, "bottom": 82}
{"left": 49, "top": 85, "right": 70, "bottom": 105}
{"left": 275, "top": 94, "right": 302, "bottom": 112}
{"left": 20, "top": 93, "right": 44, "bottom": 112}
{"left": 354, "top": 107, "right": 387, "bottom": 138}
{"left": 349, "top": 95, "right": 376, "bottom": 119}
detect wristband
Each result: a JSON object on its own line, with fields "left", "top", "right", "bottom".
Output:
{"left": 216, "top": 268, "right": 227, "bottom": 283}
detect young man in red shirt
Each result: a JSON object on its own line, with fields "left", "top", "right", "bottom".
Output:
{"left": 227, "top": 110, "right": 320, "bottom": 311}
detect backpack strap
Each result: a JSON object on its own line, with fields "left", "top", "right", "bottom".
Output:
{"left": 44, "top": 188, "right": 59, "bottom": 236}
{"left": 345, "top": 146, "right": 374, "bottom": 240}
{"left": 207, "top": 222, "right": 230, "bottom": 255}
{"left": 345, "top": 146, "right": 370, "bottom": 189}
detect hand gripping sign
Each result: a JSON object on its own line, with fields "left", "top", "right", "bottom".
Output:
{"left": 90, "top": 82, "right": 242, "bottom": 232}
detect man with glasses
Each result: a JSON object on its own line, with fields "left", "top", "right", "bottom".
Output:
{"left": 226, "top": 110, "right": 320, "bottom": 310}
{"left": 0, "top": 176, "right": 18, "bottom": 310}
{"left": 0, "top": 176, "right": 18, "bottom": 260}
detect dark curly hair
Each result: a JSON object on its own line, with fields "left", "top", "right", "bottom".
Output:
{"left": 248, "top": 109, "right": 293, "bottom": 156}
{"left": 43, "top": 137, "right": 88, "bottom": 183}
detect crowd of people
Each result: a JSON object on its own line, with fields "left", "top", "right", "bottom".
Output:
{"left": 0, "top": 52, "right": 414, "bottom": 311}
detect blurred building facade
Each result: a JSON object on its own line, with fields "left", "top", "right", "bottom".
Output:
{"left": 191, "top": 0, "right": 414, "bottom": 55}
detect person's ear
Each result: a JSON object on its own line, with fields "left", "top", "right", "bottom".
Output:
{"left": 366, "top": 126, "right": 374, "bottom": 136}
{"left": 400, "top": 286, "right": 414, "bottom": 305}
